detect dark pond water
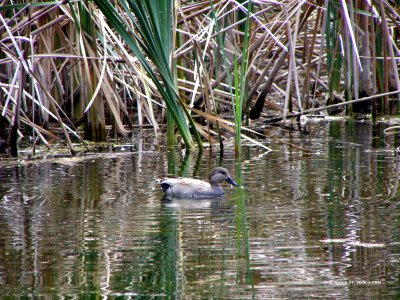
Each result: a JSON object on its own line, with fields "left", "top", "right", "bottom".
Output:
{"left": 1, "top": 119, "right": 400, "bottom": 298}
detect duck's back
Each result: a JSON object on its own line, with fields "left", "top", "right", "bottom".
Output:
{"left": 160, "top": 178, "right": 224, "bottom": 197}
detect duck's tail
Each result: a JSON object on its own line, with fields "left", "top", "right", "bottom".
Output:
{"left": 160, "top": 180, "right": 170, "bottom": 193}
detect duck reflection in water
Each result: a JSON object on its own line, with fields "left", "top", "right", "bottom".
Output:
{"left": 160, "top": 167, "right": 238, "bottom": 199}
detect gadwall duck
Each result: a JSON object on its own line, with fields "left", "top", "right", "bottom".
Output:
{"left": 160, "top": 167, "right": 238, "bottom": 198}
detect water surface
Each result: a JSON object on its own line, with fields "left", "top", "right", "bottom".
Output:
{"left": 1, "top": 120, "right": 400, "bottom": 298}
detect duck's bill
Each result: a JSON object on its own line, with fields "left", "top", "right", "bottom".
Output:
{"left": 226, "top": 177, "right": 238, "bottom": 186}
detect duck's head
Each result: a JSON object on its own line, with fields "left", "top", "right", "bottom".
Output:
{"left": 209, "top": 167, "right": 238, "bottom": 187}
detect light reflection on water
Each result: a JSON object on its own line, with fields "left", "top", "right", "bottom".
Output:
{"left": 0, "top": 120, "right": 400, "bottom": 298}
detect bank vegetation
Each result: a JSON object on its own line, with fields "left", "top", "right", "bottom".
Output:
{"left": 0, "top": 0, "right": 399, "bottom": 157}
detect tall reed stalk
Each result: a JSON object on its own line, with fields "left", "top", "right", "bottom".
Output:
{"left": 233, "top": 1, "right": 252, "bottom": 156}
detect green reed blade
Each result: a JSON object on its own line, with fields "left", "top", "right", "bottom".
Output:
{"left": 94, "top": 0, "right": 195, "bottom": 148}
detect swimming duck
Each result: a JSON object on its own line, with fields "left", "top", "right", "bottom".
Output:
{"left": 160, "top": 167, "right": 238, "bottom": 198}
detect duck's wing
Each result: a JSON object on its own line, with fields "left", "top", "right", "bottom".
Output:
{"left": 160, "top": 178, "right": 211, "bottom": 196}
